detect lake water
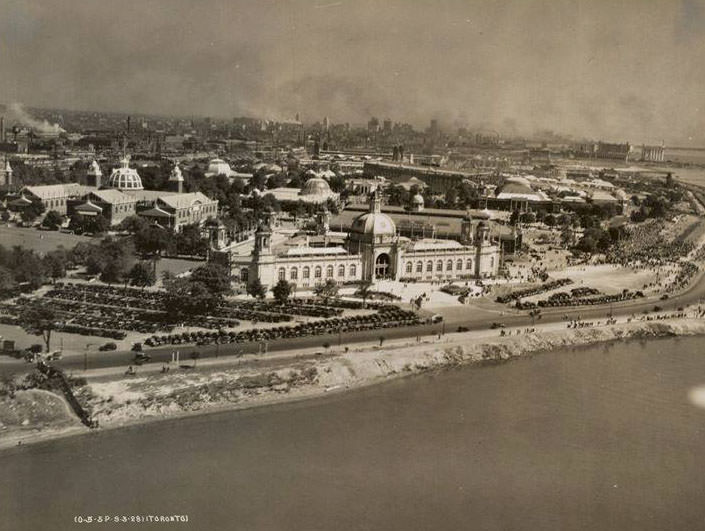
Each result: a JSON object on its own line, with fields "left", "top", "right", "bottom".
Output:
{"left": 4, "top": 336, "right": 705, "bottom": 531}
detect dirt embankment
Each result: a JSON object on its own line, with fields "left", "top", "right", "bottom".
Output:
{"left": 83, "top": 318, "right": 705, "bottom": 431}
{"left": 0, "top": 389, "right": 85, "bottom": 448}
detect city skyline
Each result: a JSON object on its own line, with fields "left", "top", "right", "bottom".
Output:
{"left": 2, "top": 0, "right": 705, "bottom": 145}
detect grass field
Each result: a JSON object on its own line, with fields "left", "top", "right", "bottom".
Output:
{"left": 0, "top": 224, "right": 92, "bottom": 253}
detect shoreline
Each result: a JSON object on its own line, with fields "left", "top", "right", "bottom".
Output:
{"left": 3, "top": 316, "right": 705, "bottom": 452}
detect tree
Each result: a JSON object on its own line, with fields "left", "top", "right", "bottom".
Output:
{"left": 163, "top": 278, "right": 218, "bottom": 319}
{"left": 100, "top": 260, "right": 125, "bottom": 284}
{"left": 266, "top": 173, "right": 288, "bottom": 189}
{"left": 19, "top": 303, "right": 57, "bottom": 352}
{"left": 89, "top": 237, "right": 135, "bottom": 283}
{"left": 509, "top": 210, "right": 520, "bottom": 226}
{"left": 272, "top": 279, "right": 292, "bottom": 305}
{"left": 8, "top": 246, "right": 46, "bottom": 289}
{"left": 560, "top": 226, "right": 574, "bottom": 248}
{"left": 118, "top": 215, "right": 150, "bottom": 234}
{"left": 19, "top": 200, "right": 45, "bottom": 223}
{"left": 69, "top": 213, "right": 109, "bottom": 235}
{"left": 175, "top": 223, "right": 209, "bottom": 256}
{"left": 314, "top": 278, "right": 339, "bottom": 301}
{"left": 356, "top": 280, "right": 373, "bottom": 308}
{"left": 85, "top": 254, "right": 104, "bottom": 276}
{"left": 44, "top": 249, "right": 68, "bottom": 282}
{"left": 444, "top": 187, "right": 458, "bottom": 208}
{"left": 41, "top": 210, "right": 64, "bottom": 230}
{"left": 0, "top": 265, "right": 17, "bottom": 296}
{"left": 128, "top": 261, "right": 156, "bottom": 289}
{"left": 246, "top": 278, "right": 267, "bottom": 300}
{"left": 134, "top": 225, "right": 172, "bottom": 258}
{"left": 576, "top": 236, "right": 597, "bottom": 253}
{"left": 190, "top": 263, "right": 231, "bottom": 297}
{"left": 294, "top": 200, "right": 307, "bottom": 220}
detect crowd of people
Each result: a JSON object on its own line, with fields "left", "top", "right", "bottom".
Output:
{"left": 606, "top": 219, "right": 695, "bottom": 266}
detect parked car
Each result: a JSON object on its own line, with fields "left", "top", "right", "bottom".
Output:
{"left": 99, "top": 342, "right": 118, "bottom": 351}
{"left": 133, "top": 353, "right": 151, "bottom": 365}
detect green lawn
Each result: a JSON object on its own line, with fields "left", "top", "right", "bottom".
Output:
{"left": 0, "top": 224, "right": 92, "bottom": 254}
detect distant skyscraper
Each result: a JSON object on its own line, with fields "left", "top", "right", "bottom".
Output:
{"left": 429, "top": 119, "right": 439, "bottom": 136}
{"left": 323, "top": 116, "right": 330, "bottom": 131}
{"left": 383, "top": 119, "right": 392, "bottom": 134}
{"left": 367, "top": 117, "right": 380, "bottom": 133}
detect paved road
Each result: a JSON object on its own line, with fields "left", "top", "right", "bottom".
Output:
{"left": 3, "top": 270, "right": 705, "bottom": 376}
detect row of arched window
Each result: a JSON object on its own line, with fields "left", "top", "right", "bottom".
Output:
{"left": 45, "top": 198, "right": 66, "bottom": 209}
{"left": 278, "top": 264, "right": 357, "bottom": 282}
{"left": 404, "top": 259, "right": 473, "bottom": 274}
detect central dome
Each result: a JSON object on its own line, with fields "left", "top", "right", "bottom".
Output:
{"left": 109, "top": 157, "right": 143, "bottom": 191}
{"left": 350, "top": 211, "right": 396, "bottom": 236}
{"left": 301, "top": 177, "right": 332, "bottom": 196}
{"left": 495, "top": 176, "right": 533, "bottom": 196}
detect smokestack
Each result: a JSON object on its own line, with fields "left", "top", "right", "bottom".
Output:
{"left": 0, "top": 116, "right": 4, "bottom": 143}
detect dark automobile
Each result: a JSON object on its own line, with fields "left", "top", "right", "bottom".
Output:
{"left": 99, "top": 342, "right": 118, "bottom": 351}
{"left": 133, "top": 353, "right": 152, "bottom": 365}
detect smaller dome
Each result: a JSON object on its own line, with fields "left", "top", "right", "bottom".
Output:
{"left": 301, "top": 177, "right": 332, "bottom": 196}
{"left": 207, "top": 158, "right": 233, "bottom": 177}
{"left": 108, "top": 157, "right": 143, "bottom": 191}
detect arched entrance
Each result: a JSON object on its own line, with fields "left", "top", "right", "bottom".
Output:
{"left": 375, "top": 253, "right": 391, "bottom": 279}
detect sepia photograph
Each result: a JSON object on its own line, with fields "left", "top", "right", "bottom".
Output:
{"left": 3, "top": 0, "right": 705, "bottom": 529}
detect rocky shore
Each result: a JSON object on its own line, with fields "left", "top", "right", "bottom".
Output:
{"left": 3, "top": 317, "right": 705, "bottom": 450}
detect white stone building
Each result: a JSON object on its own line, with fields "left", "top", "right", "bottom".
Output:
{"left": 209, "top": 191, "right": 501, "bottom": 288}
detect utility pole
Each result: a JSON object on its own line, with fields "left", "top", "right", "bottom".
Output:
{"left": 84, "top": 343, "right": 93, "bottom": 372}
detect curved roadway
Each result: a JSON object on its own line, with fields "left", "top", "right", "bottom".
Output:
{"left": 28, "top": 267, "right": 705, "bottom": 374}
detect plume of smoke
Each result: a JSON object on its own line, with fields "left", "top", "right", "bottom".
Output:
{"left": 8, "top": 103, "right": 65, "bottom": 134}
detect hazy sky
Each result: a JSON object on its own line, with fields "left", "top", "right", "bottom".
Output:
{"left": 1, "top": 0, "right": 704, "bottom": 144}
